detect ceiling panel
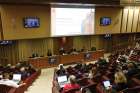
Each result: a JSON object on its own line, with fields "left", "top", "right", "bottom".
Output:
{"left": 0, "top": 0, "right": 120, "bottom": 6}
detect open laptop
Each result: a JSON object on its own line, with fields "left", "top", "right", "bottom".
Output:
{"left": 103, "top": 80, "right": 111, "bottom": 90}
{"left": 12, "top": 74, "right": 21, "bottom": 84}
{"left": 57, "top": 75, "right": 68, "bottom": 88}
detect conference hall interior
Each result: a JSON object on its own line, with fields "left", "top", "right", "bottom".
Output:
{"left": 0, "top": 0, "right": 140, "bottom": 93}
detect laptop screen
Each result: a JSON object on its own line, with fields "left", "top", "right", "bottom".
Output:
{"left": 57, "top": 75, "right": 67, "bottom": 83}
{"left": 13, "top": 74, "right": 21, "bottom": 81}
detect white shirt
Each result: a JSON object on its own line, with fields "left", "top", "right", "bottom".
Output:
{"left": 129, "top": 50, "right": 134, "bottom": 57}
{"left": 0, "top": 79, "right": 19, "bottom": 88}
{"left": 88, "top": 73, "right": 93, "bottom": 79}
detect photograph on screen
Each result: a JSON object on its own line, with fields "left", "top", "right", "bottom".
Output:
{"left": 23, "top": 17, "right": 40, "bottom": 28}
{"left": 51, "top": 7, "right": 95, "bottom": 36}
{"left": 100, "top": 17, "right": 111, "bottom": 26}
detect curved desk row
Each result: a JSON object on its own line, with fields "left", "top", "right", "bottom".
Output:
{"left": 0, "top": 70, "right": 41, "bottom": 93}
{"left": 28, "top": 50, "right": 104, "bottom": 69}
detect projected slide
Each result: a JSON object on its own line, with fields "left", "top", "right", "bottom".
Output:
{"left": 51, "top": 8, "right": 95, "bottom": 36}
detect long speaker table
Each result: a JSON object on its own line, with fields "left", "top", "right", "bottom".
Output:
{"left": 28, "top": 50, "right": 104, "bottom": 69}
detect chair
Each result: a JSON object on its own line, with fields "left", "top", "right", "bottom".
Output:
{"left": 122, "top": 86, "right": 140, "bottom": 93}
{"left": 64, "top": 88, "right": 80, "bottom": 93}
{"left": 81, "top": 83, "right": 97, "bottom": 93}
{"left": 92, "top": 73, "right": 102, "bottom": 83}
{"left": 0, "top": 84, "right": 15, "bottom": 93}
{"left": 77, "top": 78, "right": 89, "bottom": 86}
{"left": 130, "top": 78, "right": 140, "bottom": 87}
{"left": 14, "top": 84, "right": 26, "bottom": 93}
{"left": 105, "top": 71, "right": 114, "bottom": 83}
{"left": 133, "top": 73, "right": 140, "bottom": 79}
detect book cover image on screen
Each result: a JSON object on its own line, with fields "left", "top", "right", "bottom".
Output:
{"left": 24, "top": 17, "right": 40, "bottom": 28}
{"left": 51, "top": 7, "right": 95, "bottom": 36}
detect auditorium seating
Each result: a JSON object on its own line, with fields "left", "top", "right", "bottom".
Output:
{"left": 130, "top": 78, "right": 140, "bottom": 87}
{"left": 23, "top": 70, "right": 41, "bottom": 90}
{"left": 81, "top": 83, "right": 97, "bottom": 93}
{"left": 0, "top": 84, "right": 16, "bottom": 93}
{"left": 63, "top": 88, "right": 80, "bottom": 93}
{"left": 52, "top": 46, "right": 140, "bottom": 93}
{"left": 77, "top": 78, "right": 89, "bottom": 86}
{"left": 0, "top": 69, "right": 41, "bottom": 93}
{"left": 122, "top": 86, "right": 140, "bottom": 93}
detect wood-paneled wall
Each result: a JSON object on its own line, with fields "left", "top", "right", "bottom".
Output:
{"left": 18, "top": 38, "right": 53, "bottom": 61}
{"left": 95, "top": 7, "right": 123, "bottom": 34}
{"left": 0, "top": 38, "right": 54, "bottom": 65}
{"left": 121, "top": 6, "right": 140, "bottom": 33}
{"left": 0, "top": 5, "right": 50, "bottom": 40}
{"left": 0, "top": 5, "right": 140, "bottom": 65}
{"left": 0, "top": 14, "right": 3, "bottom": 40}
{"left": 73, "top": 36, "right": 91, "bottom": 50}
{"left": 0, "top": 42, "right": 19, "bottom": 65}
{"left": 0, "top": 5, "right": 140, "bottom": 39}
{"left": 73, "top": 35, "right": 107, "bottom": 51}
{"left": 111, "top": 34, "right": 140, "bottom": 52}
{"left": 90, "top": 35, "right": 104, "bottom": 50}
{"left": 0, "top": 34, "right": 139, "bottom": 65}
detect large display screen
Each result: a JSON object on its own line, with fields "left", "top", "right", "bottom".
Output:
{"left": 100, "top": 17, "right": 111, "bottom": 26}
{"left": 23, "top": 17, "right": 40, "bottom": 28}
{"left": 51, "top": 8, "right": 95, "bottom": 36}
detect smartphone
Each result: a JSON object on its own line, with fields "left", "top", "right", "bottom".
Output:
{"left": 103, "top": 80, "right": 111, "bottom": 90}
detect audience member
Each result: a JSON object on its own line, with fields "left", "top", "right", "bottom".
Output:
{"left": 25, "top": 65, "right": 36, "bottom": 76}
{"left": 91, "top": 46, "right": 96, "bottom": 51}
{"left": 88, "top": 66, "right": 100, "bottom": 79}
{"left": 126, "top": 62, "right": 138, "bottom": 77}
{"left": 98, "top": 57, "right": 108, "bottom": 66}
{"left": 0, "top": 64, "right": 4, "bottom": 72}
{"left": 62, "top": 75, "right": 80, "bottom": 93}
{"left": 70, "top": 49, "right": 78, "bottom": 55}
{"left": 74, "top": 63, "right": 82, "bottom": 70}
{"left": 59, "top": 47, "right": 65, "bottom": 55}
{"left": 16, "top": 67, "right": 28, "bottom": 80}
{"left": 47, "top": 49, "right": 52, "bottom": 56}
{"left": 32, "top": 53, "right": 39, "bottom": 58}
{"left": 0, "top": 72, "right": 3, "bottom": 80}
{"left": 134, "top": 42, "right": 140, "bottom": 49}
{"left": 106, "top": 71, "right": 127, "bottom": 93}
{"left": 56, "top": 64, "right": 66, "bottom": 76}
{"left": 4, "top": 64, "right": 12, "bottom": 73}
{"left": 113, "top": 71, "right": 128, "bottom": 92}
{"left": 80, "top": 63, "right": 88, "bottom": 73}
{"left": 0, "top": 73, "right": 25, "bottom": 88}
{"left": 80, "top": 46, "right": 86, "bottom": 52}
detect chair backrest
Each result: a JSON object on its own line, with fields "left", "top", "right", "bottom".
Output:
{"left": 77, "top": 78, "right": 89, "bottom": 86}
{"left": 122, "top": 86, "right": 140, "bottom": 93}
{"left": 64, "top": 88, "right": 80, "bottom": 93}
{"left": 0, "top": 84, "right": 13, "bottom": 93}
{"left": 81, "top": 83, "right": 97, "bottom": 93}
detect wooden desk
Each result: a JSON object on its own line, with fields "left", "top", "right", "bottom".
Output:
{"left": 60, "top": 53, "right": 84, "bottom": 64}
{"left": 28, "top": 50, "right": 104, "bottom": 69}
{"left": 29, "top": 56, "right": 59, "bottom": 69}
